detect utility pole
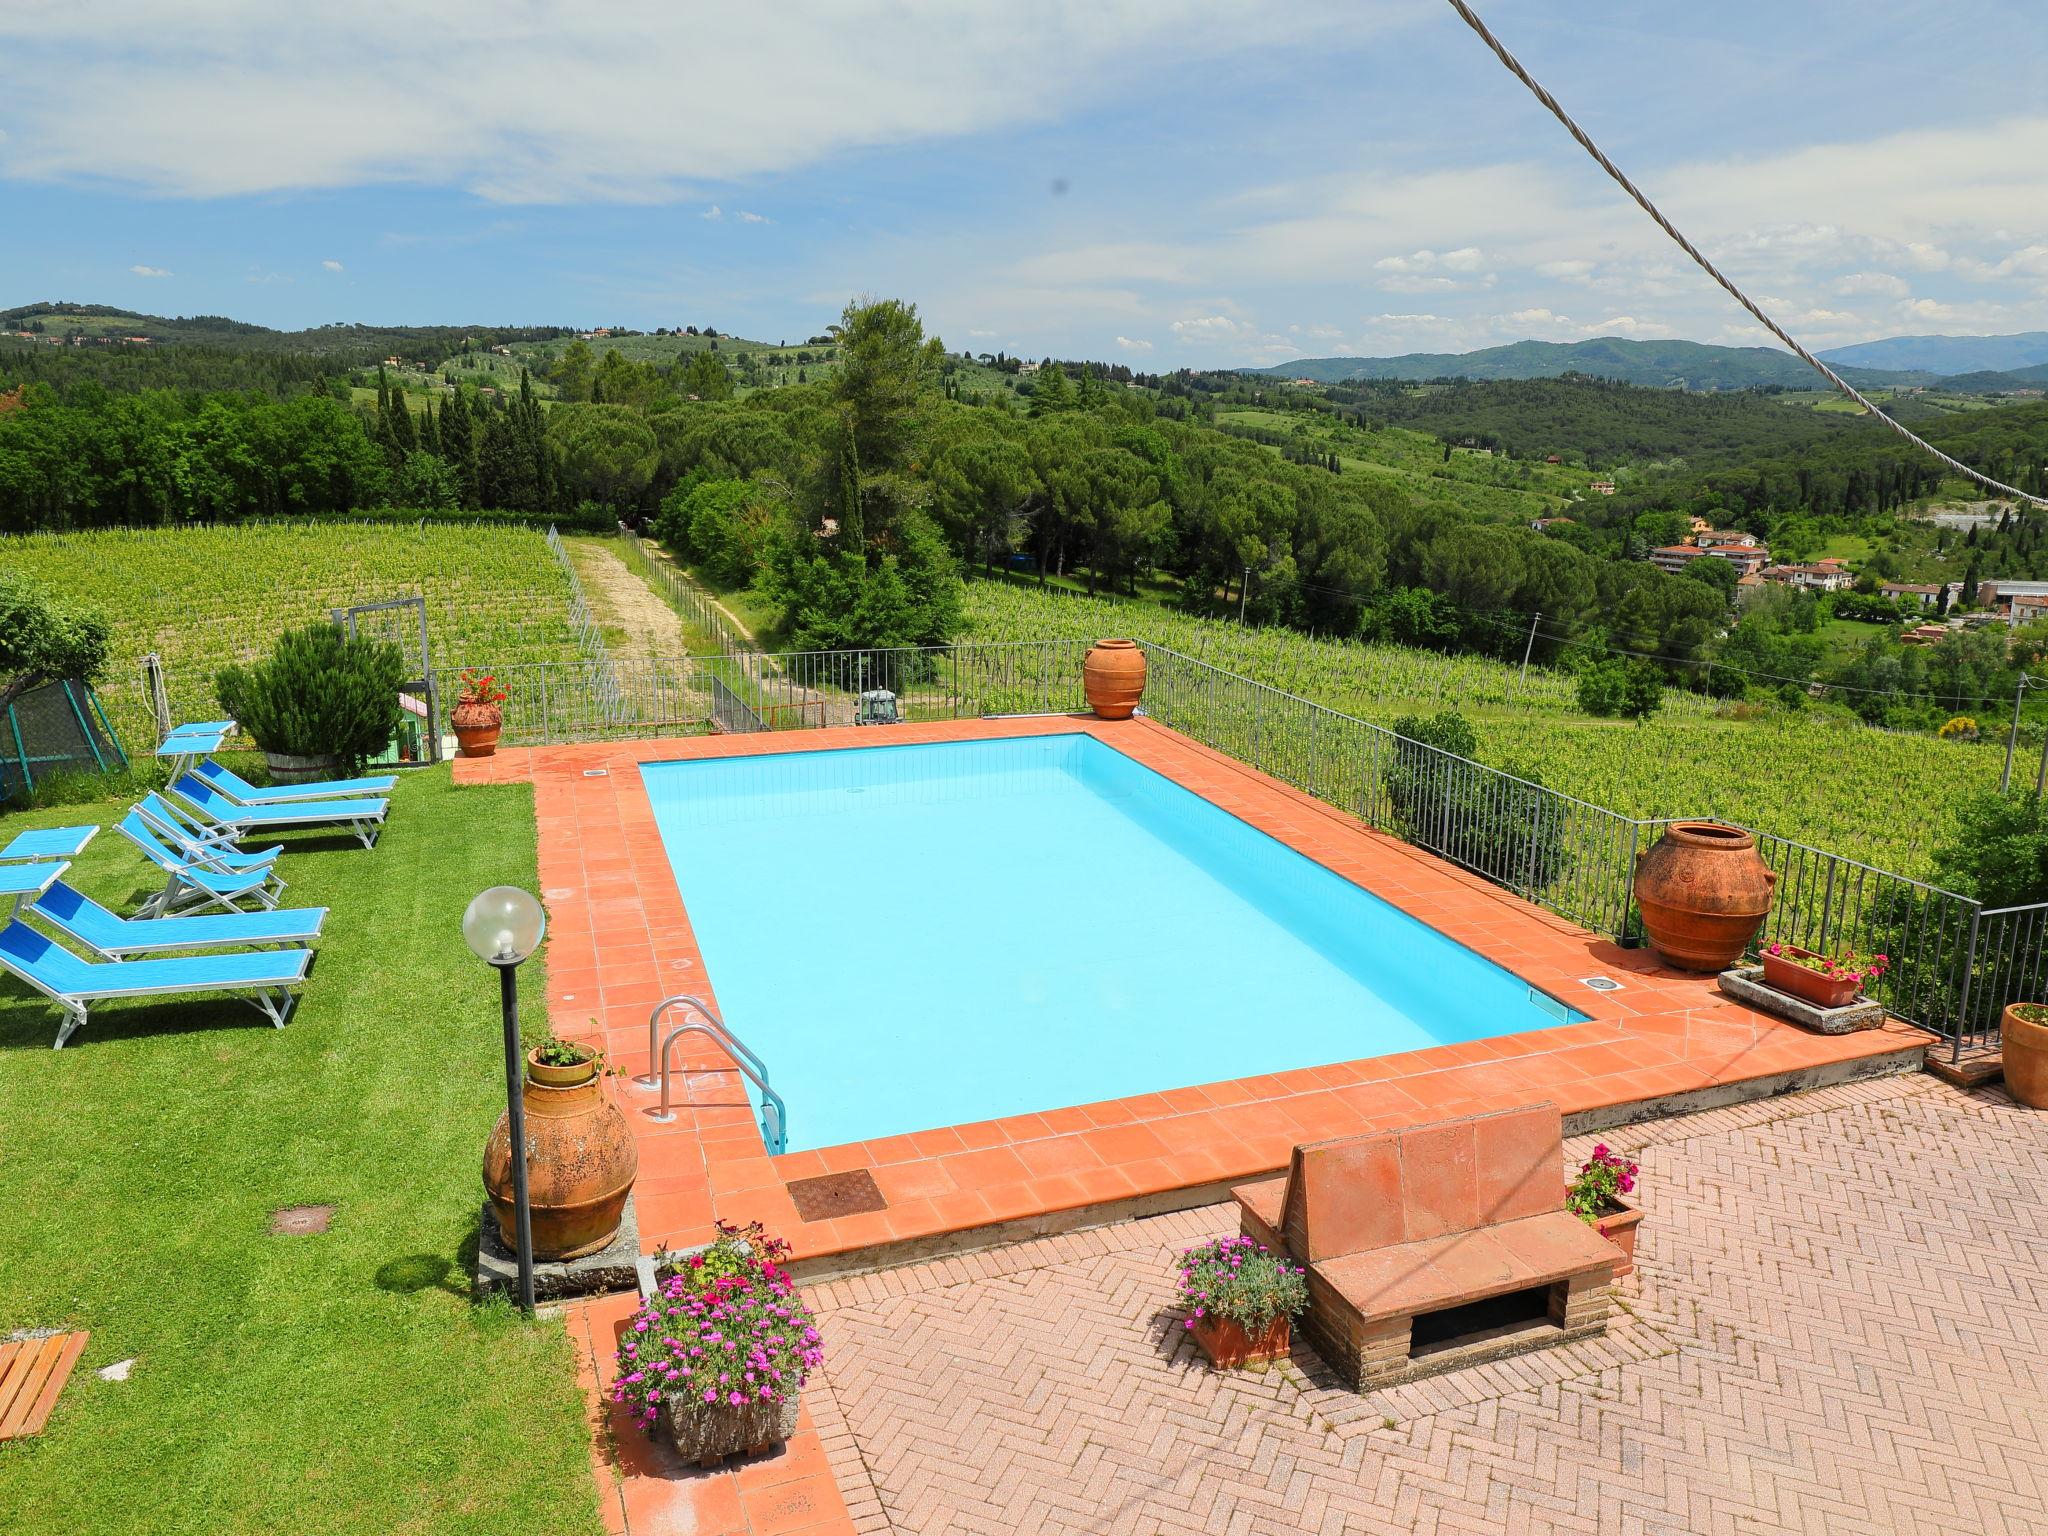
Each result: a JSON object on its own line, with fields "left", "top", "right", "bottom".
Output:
{"left": 2002, "top": 675, "right": 2031, "bottom": 792}
{"left": 1239, "top": 565, "right": 1250, "bottom": 625}
{"left": 1519, "top": 612, "right": 1542, "bottom": 687}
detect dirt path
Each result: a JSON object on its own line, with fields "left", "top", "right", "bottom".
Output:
{"left": 560, "top": 537, "right": 691, "bottom": 659}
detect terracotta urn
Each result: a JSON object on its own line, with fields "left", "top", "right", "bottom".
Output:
{"left": 2003, "top": 1003, "right": 2048, "bottom": 1109}
{"left": 483, "top": 1049, "right": 638, "bottom": 1260}
{"left": 1190, "top": 1312, "right": 1291, "bottom": 1371}
{"left": 1761, "top": 947, "right": 1861, "bottom": 1010}
{"left": 1594, "top": 1197, "right": 1644, "bottom": 1279}
{"left": 1633, "top": 821, "right": 1777, "bottom": 972}
{"left": 1083, "top": 639, "right": 1147, "bottom": 720}
{"left": 451, "top": 700, "right": 502, "bottom": 758}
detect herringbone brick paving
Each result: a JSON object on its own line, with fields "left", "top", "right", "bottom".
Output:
{"left": 805, "top": 1076, "right": 2048, "bottom": 1535}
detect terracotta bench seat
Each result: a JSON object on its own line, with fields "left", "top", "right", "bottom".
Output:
{"left": 1232, "top": 1102, "right": 1623, "bottom": 1390}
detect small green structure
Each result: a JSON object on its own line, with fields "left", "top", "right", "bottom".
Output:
{"left": 1, "top": 679, "right": 128, "bottom": 799}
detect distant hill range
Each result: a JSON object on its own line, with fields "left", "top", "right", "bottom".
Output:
{"left": 1253, "top": 334, "right": 2048, "bottom": 394}
{"left": 1814, "top": 331, "right": 2048, "bottom": 375}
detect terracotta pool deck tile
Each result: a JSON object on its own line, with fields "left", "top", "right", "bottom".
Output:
{"left": 946, "top": 1118, "right": 1013, "bottom": 1152}
{"left": 905, "top": 1126, "right": 966, "bottom": 1159}
{"left": 871, "top": 1158, "right": 958, "bottom": 1204}
{"left": 1007, "top": 1132, "right": 1107, "bottom": 1180}
{"left": 939, "top": 1144, "right": 1032, "bottom": 1190}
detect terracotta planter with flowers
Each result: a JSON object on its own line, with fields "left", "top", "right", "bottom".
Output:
{"left": 1569, "top": 1145, "right": 1642, "bottom": 1278}
{"left": 1759, "top": 944, "right": 1888, "bottom": 1011}
{"left": 451, "top": 669, "right": 508, "bottom": 757}
{"left": 1177, "top": 1234, "right": 1305, "bottom": 1372}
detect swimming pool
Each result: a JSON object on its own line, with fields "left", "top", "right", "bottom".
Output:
{"left": 642, "top": 733, "right": 1584, "bottom": 1153}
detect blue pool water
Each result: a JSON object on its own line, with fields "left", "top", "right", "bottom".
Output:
{"left": 642, "top": 735, "right": 1583, "bottom": 1152}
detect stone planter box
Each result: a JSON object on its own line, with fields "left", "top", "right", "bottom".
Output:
{"left": 660, "top": 1393, "right": 802, "bottom": 1467}
{"left": 1594, "top": 1197, "right": 1643, "bottom": 1279}
{"left": 1190, "top": 1312, "right": 1291, "bottom": 1370}
{"left": 1718, "top": 966, "right": 1885, "bottom": 1034}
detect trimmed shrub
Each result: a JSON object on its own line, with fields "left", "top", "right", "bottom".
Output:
{"left": 216, "top": 622, "right": 404, "bottom": 768}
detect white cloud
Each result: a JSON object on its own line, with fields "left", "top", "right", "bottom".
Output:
{"left": 129, "top": 263, "right": 169, "bottom": 277}
{"left": 1170, "top": 314, "right": 1250, "bottom": 340}
{"left": 0, "top": 3, "right": 1405, "bottom": 202}
{"left": 701, "top": 204, "right": 723, "bottom": 220}
{"left": 1114, "top": 335, "right": 1152, "bottom": 351}
{"left": 734, "top": 210, "right": 770, "bottom": 224}
{"left": 321, "top": 258, "right": 344, "bottom": 271}
{"left": 1835, "top": 271, "right": 1907, "bottom": 298}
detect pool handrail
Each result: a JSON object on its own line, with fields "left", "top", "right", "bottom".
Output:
{"left": 639, "top": 993, "right": 786, "bottom": 1154}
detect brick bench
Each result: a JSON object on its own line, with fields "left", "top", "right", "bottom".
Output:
{"left": 1233, "top": 1102, "right": 1621, "bottom": 1390}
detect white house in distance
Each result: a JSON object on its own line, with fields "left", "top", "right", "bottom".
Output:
{"left": 1695, "top": 529, "right": 1760, "bottom": 549}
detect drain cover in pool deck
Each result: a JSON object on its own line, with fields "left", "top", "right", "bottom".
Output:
{"left": 787, "top": 1169, "right": 887, "bottom": 1223}
{"left": 270, "top": 1204, "right": 336, "bottom": 1236}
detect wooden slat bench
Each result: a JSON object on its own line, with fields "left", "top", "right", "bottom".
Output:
{"left": 1233, "top": 1103, "right": 1620, "bottom": 1389}
{"left": 0, "top": 1330, "right": 90, "bottom": 1442}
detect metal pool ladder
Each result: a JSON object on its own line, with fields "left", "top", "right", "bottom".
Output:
{"left": 636, "top": 994, "right": 787, "bottom": 1155}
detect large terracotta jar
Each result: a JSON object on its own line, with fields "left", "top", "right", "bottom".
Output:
{"left": 1083, "top": 639, "right": 1147, "bottom": 720}
{"left": 2003, "top": 1004, "right": 2048, "bottom": 1109}
{"left": 483, "top": 1049, "right": 639, "bottom": 1259}
{"left": 1633, "top": 821, "right": 1777, "bottom": 972}
{"left": 451, "top": 700, "right": 502, "bottom": 758}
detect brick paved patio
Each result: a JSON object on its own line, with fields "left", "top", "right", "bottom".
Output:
{"left": 787, "top": 1075, "right": 2046, "bottom": 1536}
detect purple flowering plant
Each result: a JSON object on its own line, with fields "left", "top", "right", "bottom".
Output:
{"left": 1565, "top": 1145, "right": 1638, "bottom": 1222}
{"left": 1175, "top": 1234, "right": 1307, "bottom": 1334}
{"left": 611, "top": 1225, "right": 823, "bottom": 1436}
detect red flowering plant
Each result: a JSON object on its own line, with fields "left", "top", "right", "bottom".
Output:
{"left": 613, "top": 1222, "right": 822, "bottom": 1436}
{"left": 1565, "top": 1145, "right": 1638, "bottom": 1222}
{"left": 1175, "top": 1234, "right": 1307, "bottom": 1334}
{"left": 1762, "top": 943, "right": 1889, "bottom": 985}
{"left": 455, "top": 669, "right": 508, "bottom": 707}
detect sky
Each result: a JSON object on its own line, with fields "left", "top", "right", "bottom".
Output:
{"left": 2, "top": 1, "right": 2046, "bottom": 369}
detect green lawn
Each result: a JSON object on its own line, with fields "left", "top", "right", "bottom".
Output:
{"left": 0, "top": 768, "right": 603, "bottom": 1536}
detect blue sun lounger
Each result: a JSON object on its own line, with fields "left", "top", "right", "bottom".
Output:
{"left": 116, "top": 810, "right": 286, "bottom": 916}
{"left": 192, "top": 757, "right": 397, "bottom": 805}
{"left": 136, "top": 792, "right": 283, "bottom": 868}
{"left": 0, "top": 918, "right": 310, "bottom": 1048}
{"left": 170, "top": 774, "right": 388, "bottom": 850}
{"left": 30, "top": 880, "right": 327, "bottom": 961}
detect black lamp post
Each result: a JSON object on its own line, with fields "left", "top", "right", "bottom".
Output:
{"left": 463, "top": 884, "right": 547, "bottom": 1313}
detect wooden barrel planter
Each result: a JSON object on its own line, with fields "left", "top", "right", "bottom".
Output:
{"left": 263, "top": 751, "right": 343, "bottom": 784}
{"left": 1633, "top": 821, "right": 1777, "bottom": 972}
{"left": 1083, "top": 639, "right": 1147, "bottom": 720}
